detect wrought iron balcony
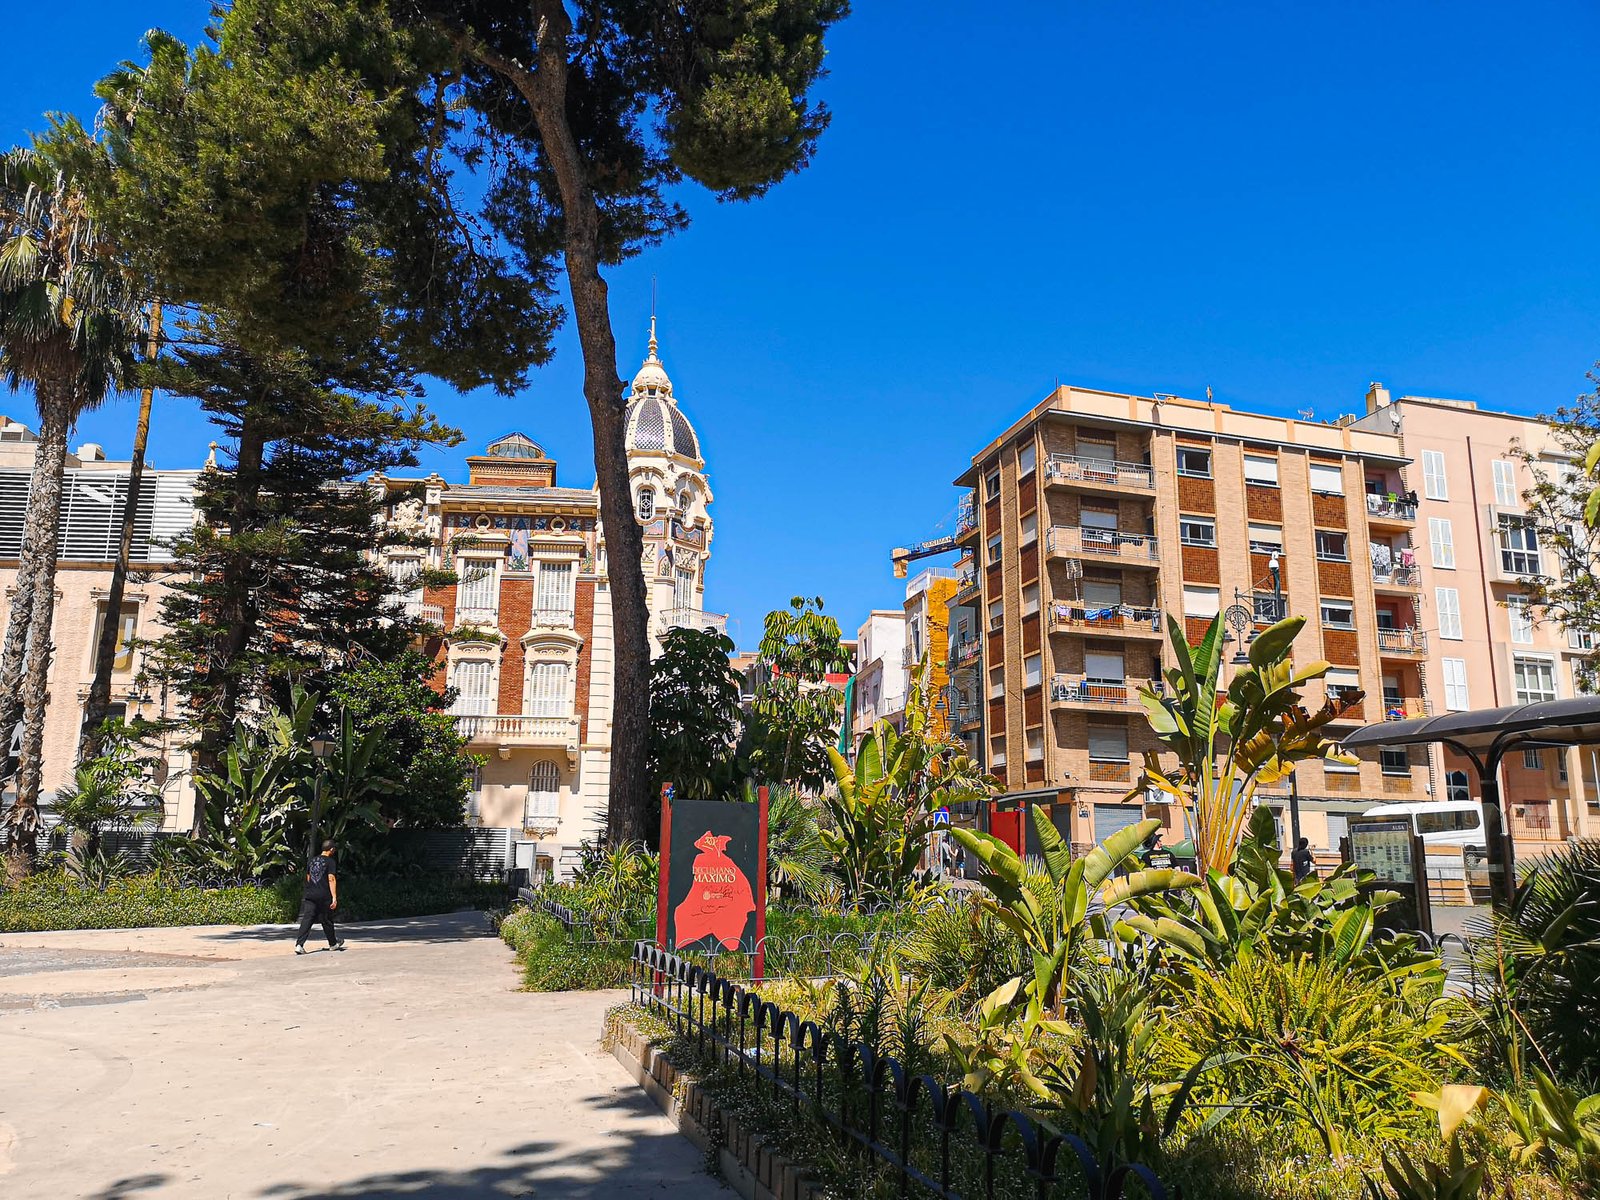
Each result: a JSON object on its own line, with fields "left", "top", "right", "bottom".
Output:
{"left": 951, "top": 637, "right": 981, "bottom": 667}
{"left": 1044, "top": 453, "right": 1155, "bottom": 493}
{"left": 1365, "top": 494, "right": 1417, "bottom": 522}
{"left": 955, "top": 491, "right": 978, "bottom": 539}
{"left": 1049, "top": 674, "right": 1137, "bottom": 708}
{"left": 955, "top": 567, "right": 980, "bottom": 596}
{"left": 1046, "top": 526, "right": 1160, "bottom": 565}
{"left": 660, "top": 607, "right": 728, "bottom": 636}
{"left": 1376, "top": 628, "right": 1429, "bottom": 656}
{"left": 1382, "top": 697, "right": 1430, "bottom": 721}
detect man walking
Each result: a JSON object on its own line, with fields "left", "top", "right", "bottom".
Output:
{"left": 295, "top": 839, "right": 346, "bottom": 955}
{"left": 1291, "top": 836, "right": 1317, "bottom": 882}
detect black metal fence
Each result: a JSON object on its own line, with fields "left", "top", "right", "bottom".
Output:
{"left": 630, "top": 941, "right": 1177, "bottom": 1200}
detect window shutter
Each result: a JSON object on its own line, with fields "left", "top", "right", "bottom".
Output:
{"left": 537, "top": 561, "right": 574, "bottom": 613}
{"left": 1308, "top": 462, "right": 1344, "bottom": 495}
{"left": 528, "top": 662, "right": 570, "bottom": 717}
{"left": 526, "top": 760, "right": 561, "bottom": 822}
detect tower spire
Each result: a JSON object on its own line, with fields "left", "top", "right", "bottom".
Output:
{"left": 647, "top": 313, "right": 658, "bottom": 361}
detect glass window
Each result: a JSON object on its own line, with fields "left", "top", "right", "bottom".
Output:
{"left": 1253, "top": 592, "right": 1285, "bottom": 623}
{"left": 1183, "top": 585, "right": 1220, "bottom": 618}
{"left": 1422, "top": 449, "right": 1448, "bottom": 500}
{"left": 1428, "top": 517, "right": 1455, "bottom": 568}
{"left": 1492, "top": 459, "right": 1518, "bottom": 507}
{"left": 673, "top": 567, "right": 695, "bottom": 610}
{"left": 1508, "top": 596, "right": 1533, "bottom": 644}
{"left": 1320, "top": 599, "right": 1355, "bottom": 629}
{"left": 1442, "top": 658, "right": 1469, "bottom": 710}
{"left": 1176, "top": 447, "right": 1211, "bottom": 478}
{"left": 987, "top": 533, "right": 1003, "bottom": 565}
{"left": 1080, "top": 507, "right": 1118, "bottom": 531}
{"left": 1024, "top": 654, "right": 1042, "bottom": 688}
{"left": 1025, "top": 728, "right": 1044, "bottom": 759}
{"left": 637, "top": 488, "right": 655, "bottom": 521}
{"left": 1315, "top": 530, "right": 1348, "bottom": 561}
{"left": 1087, "top": 724, "right": 1128, "bottom": 762}
{"left": 1380, "top": 748, "right": 1410, "bottom": 776}
{"left": 1513, "top": 655, "right": 1558, "bottom": 704}
{"left": 989, "top": 667, "right": 1005, "bottom": 699}
{"left": 1021, "top": 582, "right": 1039, "bottom": 616}
{"left": 985, "top": 466, "right": 1002, "bottom": 499}
{"left": 1499, "top": 515, "right": 1542, "bottom": 576}
{"left": 1017, "top": 443, "right": 1036, "bottom": 478}
{"left": 987, "top": 598, "right": 1003, "bottom": 629}
{"left": 1436, "top": 587, "right": 1463, "bottom": 640}
{"left": 1417, "top": 807, "right": 1480, "bottom": 834}
{"left": 527, "top": 662, "right": 571, "bottom": 717}
{"left": 1523, "top": 748, "right": 1544, "bottom": 770}
{"left": 92, "top": 602, "right": 140, "bottom": 673}
{"left": 1244, "top": 454, "right": 1279, "bottom": 486}
{"left": 1309, "top": 462, "right": 1345, "bottom": 495}
{"left": 1248, "top": 523, "right": 1283, "bottom": 552}
{"left": 1179, "top": 515, "right": 1216, "bottom": 547}
{"left": 1445, "top": 772, "right": 1471, "bottom": 805}
{"left": 1020, "top": 512, "right": 1038, "bottom": 544}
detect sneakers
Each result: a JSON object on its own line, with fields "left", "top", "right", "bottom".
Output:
{"left": 294, "top": 944, "right": 307, "bottom": 955}
{"left": 330, "top": 939, "right": 346, "bottom": 951}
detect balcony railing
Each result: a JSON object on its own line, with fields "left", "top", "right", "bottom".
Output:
{"left": 531, "top": 607, "right": 575, "bottom": 629}
{"left": 660, "top": 607, "right": 728, "bottom": 636}
{"left": 1382, "top": 698, "right": 1429, "bottom": 721}
{"left": 1365, "top": 494, "right": 1418, "bottom": 521}
{"left": 951, "top": 705, "right": 981, "bottom": 730}
{"left": 1046, "top": 526, "right": 1160, "bottom": 563}
{"left": 1049, "top": 602, "right": 1162, "bottom": 635}
{"left": 455, "top": 605, "right": 499, "bottom": 627}
{"left": 1376, "top": 628, "right": 1429, "bottom": 656}
{"left": 1050, "top": 674, "right": 1136, "bottom": 707}
{"left": 404, "top": 599, "right": 445, "bottom": 626}
{"left": 453, "top": 713, "right": 580, "bottom": 746}
{"left": 1371, "top": 564, "right": 1420, "bottom": 588}
{"left": 955, "top": 491, "right": 978, "bottom": 538}
{"left": 952, "top": 638, "right": 981, "bottom": 666}
{"left": 1044, "top": 453, "right": 1155, "bottom": 492}
{"left": 955, "top": 568, "right": 979, "bottom": 594}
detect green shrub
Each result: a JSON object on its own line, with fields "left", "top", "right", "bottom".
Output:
{"left": 0, "top": 869, "right": 506, "bottom": 932}
{"left": 500, "top": 907, "right": 633, "bottom": 990}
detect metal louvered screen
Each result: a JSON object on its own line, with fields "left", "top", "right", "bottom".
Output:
{"left": 527, "top": 662, "right": 569, "bottom": 717}
{"left": 0, "top": 469, "right": 195, "bottom": 564}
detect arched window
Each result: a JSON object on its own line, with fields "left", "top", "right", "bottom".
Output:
{"left": 526, "top": 760, "right": 560, "bottom": 824}
{"left": 527, "top": 661, "right": 571, "bottom": 717}
{"left": 637, "top": 488, "right": 655, "bottom": 521}
{"left": 1446, "top": 770, "right": 1471, "bottom": 805}
{"left": 678, "top": 489, "right": 691, "bottom": 512}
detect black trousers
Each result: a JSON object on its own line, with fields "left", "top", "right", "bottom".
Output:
{"left": 296, "top": 897, "right": 338, "bottom": 947}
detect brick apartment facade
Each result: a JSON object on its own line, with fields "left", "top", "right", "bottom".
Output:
{"left": 951, "top": 384, "right": 1436, "bottom": 856}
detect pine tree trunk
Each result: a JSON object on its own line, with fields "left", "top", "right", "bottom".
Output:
{"left": 470, "top": 7, "right": 653, "bottom": 845}
{"left": 15, "top": 384, "right": 75, "bottom": 815}
{"left": 82, "top": 303, "right": 161, "bottom": 763}
{"left": 189, "top": 417, "right": 267, "bottom": 836}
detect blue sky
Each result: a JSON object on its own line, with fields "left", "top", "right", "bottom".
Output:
{"left": 7, "top": 2, "right": 1599, "bottom": 648}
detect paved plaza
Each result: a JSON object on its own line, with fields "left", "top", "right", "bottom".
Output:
{"left": 0, "top": 912, "right": 724, "bottom": 1199}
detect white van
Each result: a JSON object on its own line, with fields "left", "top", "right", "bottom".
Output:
{"left": 1360, "top": 801, "right": 1486, "bottom": 851}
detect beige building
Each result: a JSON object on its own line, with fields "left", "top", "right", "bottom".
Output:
{"left": 850, "top": 610, "right": 907, "bottom": 743}
{"left": 1351, "top": 386, "right": 1595, "bottom": 846}
{"left": 955, "top": 384, "right": 1432, "bottom": 856}
{"left": 0, "top": 416, "right": 201, "bottom": 828}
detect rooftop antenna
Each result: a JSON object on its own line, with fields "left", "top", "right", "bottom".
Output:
{"left": 1298, "top": 407, "right": 1316, "bottom": 422}
{"left": 648, "top": 276, "right": 659, "bottom": 359}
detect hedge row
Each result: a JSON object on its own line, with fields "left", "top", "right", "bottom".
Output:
{"left": 0, "top": 871, "right": 509, "bottom": 933}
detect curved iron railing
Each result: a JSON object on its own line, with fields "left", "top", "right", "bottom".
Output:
{"left": 630, "top": 941, "right": 1177, "bottom": 1200}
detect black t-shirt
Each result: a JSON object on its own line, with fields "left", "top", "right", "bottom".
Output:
{"left": 1291, "top": 846, "right": 1315, "bottom": 879}
{"left": 304, "top": 854, "right": 339, "bottom": 900}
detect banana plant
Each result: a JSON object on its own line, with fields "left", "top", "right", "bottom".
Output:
{"left": 819, "top": 665, "right": 990, "bottom": 902}
{"left": 951, "top": 807, "right": 1198, "bottom": 1016}
{"left": 1132, "top": 613, "right": 1359, "bottom": 875}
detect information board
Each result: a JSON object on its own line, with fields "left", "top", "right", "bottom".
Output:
{"left": 1347, "top": 818, "right": 1432, "bottom": 937}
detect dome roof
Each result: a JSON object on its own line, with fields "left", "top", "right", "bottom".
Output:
{"left": 624, "top": 319, "right": 700, "bottom": 461}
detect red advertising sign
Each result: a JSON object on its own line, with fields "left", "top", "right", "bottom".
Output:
{"left": 656, "top": 785, "right": 769, "bottom": 979}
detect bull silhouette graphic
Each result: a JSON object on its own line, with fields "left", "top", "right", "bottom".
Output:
{"left": 673, "top": 830, "right": 756, "bottom": 950}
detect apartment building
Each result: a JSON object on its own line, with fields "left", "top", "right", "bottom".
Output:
{"left": 850, "top": 610, "right": 907, "bottom": 743}
{"left": 903, "top": 568, "right": 958, "bottom": 740}
{"left": 0, "top": 416, "right": 201, "bottom": 828}
{"left": 955, "top": 385, "right": 1432, "bottom": 855}
{"left": 1351, "top": 386, "right": 1595, "bottom": 845}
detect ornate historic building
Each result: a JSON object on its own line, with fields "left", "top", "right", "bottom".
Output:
{"left": 382, "top": 324, "right": 722, "bottom": 875}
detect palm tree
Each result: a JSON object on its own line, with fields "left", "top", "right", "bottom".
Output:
{"left": 0, "top": 145, "right": 140, "bottom": 851}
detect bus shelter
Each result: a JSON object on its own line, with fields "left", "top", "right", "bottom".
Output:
{"left": 1342, "top": 696, "right": 1600, "bottom": 909}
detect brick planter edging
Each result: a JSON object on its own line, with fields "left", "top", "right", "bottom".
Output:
{"left": 608, "top": 1017, "right": 824, "bottom": 1200}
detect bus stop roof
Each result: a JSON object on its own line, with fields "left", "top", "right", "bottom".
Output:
{"left": 1342, "top": 696, "right": 1600, "bottom": 760}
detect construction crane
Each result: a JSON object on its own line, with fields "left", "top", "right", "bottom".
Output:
{"left": 891, "top": 534, "right": 961, "bottom": 578}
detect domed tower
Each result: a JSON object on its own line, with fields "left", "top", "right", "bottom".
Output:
{"left": 622, "top": 318, "right": 721, "bottom": 646}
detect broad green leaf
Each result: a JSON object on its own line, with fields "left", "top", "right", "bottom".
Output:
{"left": 1100, "top": 868, "right": 1201, "bottom": 907}
{"left": 1246, "top": 615, "right": 1305, "bottom": 669}
{"left": 1082, "top": 818, "right": 1161, "bottom": 890}
{"left": 1030, "top": 802, "right": 1072, "bottom": 883}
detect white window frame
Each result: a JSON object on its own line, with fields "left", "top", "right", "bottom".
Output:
{"left": 1319, "top": 598, "right": 1355, "bottom": 630}
{"left": 1522, "top": 748, "right": 1544, "bottom": 771}
{"left": 1436, "top": 587, "right": 1463, "bottom": 640}
{"left": 1021, "top": 582, "right": 1039, "bottom": 617}
{"left": 1024, "top": 654, "right": 1042, "bottom": 689}
{"left": 1442, "top": 658, "right": 1469, "bottom": 711}
{"left": 1513, "top": 654, "right": 1558, "bottom": 704}
{"left": 1428, "top": 517, "right": 1455, "bottom": 568}
{"left": 1243, "top": 454, "right": 1279, "bottom": 487}
{"left": 526, "top": 660, "right": 572, "bottom": 718}
{"left": 1178, "top": 515, "right": 1216, "bottom": 548}
{"left": 1422, "top": 449, "right": 1448, "bottom": 501}
{"left": 525, "top": 760, "right": 561, "bottom": 824}
{"left": 451, "top": 658, "right": 496, "bottom": 716}
{"left": 1314, "top": 530, "right": 1348, "bottom": 562}
{"left": 1308, "top": 462, "right": 1345, "bottom": 496}
{"left": 1182, "top": 585, "right": 1220, "bottom": 618}
{"left": 1247, "top": 523, "right": 1282, "bottom": 552}
{"left": 455, "top": 554, "right": 500, "bottom": 624}
{"left": 1508, "top": 595, "right": 1533, "bottom": 645}
{"left": 1017, "top": 443, "right": 1037, "bottom": 478}
{"left": 535, "top": 559, "right": 576, "bottom": 623}
{"left": 1175, "top": 447, "right": 1211, "bottom": 478}
{"left": 1019, "top": 512, "right": 1038, "bottom": 545}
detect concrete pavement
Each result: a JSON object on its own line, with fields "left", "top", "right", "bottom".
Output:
{"left": 0, "top": 912, "right": 726, "bottom": 1199}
